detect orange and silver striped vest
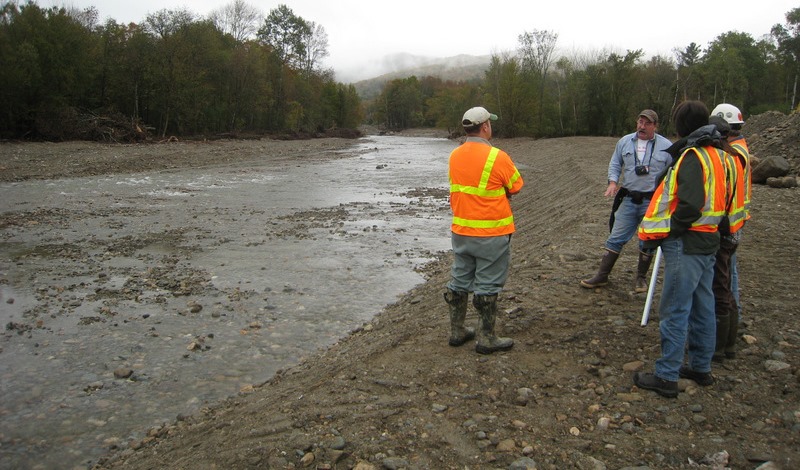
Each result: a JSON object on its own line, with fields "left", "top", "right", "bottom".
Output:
{"left": 723, "top": 150, "right": 747, "bottom": 233}
{"left": 638, "top": 145, "right": 727, "bottom": 241}
{"left": 449, "top": 142, "right": 524, "bottom": 237}
{"left": 729, "top": 137, "right": 752, "bottom": 221}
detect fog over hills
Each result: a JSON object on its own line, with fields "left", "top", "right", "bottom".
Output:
{"left": 338, "top": 53, "right": 492, "bottom": 99}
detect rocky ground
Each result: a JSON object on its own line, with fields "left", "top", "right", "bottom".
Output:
{"left": 2, "top": 116, "right": 799, "bottom": 470}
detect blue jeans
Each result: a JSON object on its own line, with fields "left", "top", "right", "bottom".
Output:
{"left": 654, "top": 238, "right": 717, "bottom": 381}
{"left": 606, "top": 197, "right": 649, "bottom": 253}
{"left": 447, "top": 233, "right": 511, "bottom": 295}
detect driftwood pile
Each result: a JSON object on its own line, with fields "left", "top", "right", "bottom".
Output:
{"left": 34, "top": 107, "right": 147, "bottom": 143}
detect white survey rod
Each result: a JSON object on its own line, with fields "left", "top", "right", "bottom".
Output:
{"left": 640, "top": 246, "right": 663, "bottom": 326}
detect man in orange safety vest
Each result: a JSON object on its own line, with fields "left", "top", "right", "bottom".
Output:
{"left": 444, "top": 107, "right": 524, "bottom": 354}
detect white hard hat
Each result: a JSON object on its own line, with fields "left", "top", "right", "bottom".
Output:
{"left": 711, "top": 103, "right": 744, "bottom": 125}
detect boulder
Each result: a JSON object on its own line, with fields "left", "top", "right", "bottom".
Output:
{"left": 752, "top": 155, "right": 790, "bottom": 184}
{"left": 766, "top": 176, "right": 797, "bottom": 188}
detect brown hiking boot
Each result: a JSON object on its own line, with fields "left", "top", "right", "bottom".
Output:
{"left": 634, "top": 251, "right": 654, "bottom": 293}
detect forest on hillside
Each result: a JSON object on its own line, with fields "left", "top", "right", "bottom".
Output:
{"left": 0, "top": 1, "right": 362, "bottom": 141}
{"left": 2, "top": 1, "right": 800, "bottom": 141}
{"left": 370, "top": 8, "right": 800, "bottom": 138}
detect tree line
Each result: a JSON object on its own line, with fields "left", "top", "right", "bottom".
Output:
{"left": 0, "top": 1, "right": 362, "bottom": 140}
{"left": 2, "top": 2, "right": 799, "bottom": 141}
{"left": 370, "top": 8, "right": 800, "bottom": 138}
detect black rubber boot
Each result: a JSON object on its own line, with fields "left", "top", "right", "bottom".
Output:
{"left": 473, "top": 294, "right": 513, "bottom": 354}
{"left": 580, "top": 249, "right": 620, "bottom": 288}
{"left": 444, "top": 289, "right": 474, "bottom": 347}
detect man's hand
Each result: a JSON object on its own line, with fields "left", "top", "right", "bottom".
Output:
{"left": 604, "top": 181, "right": 618, "bottom": 197}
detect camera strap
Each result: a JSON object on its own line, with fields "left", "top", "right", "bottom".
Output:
{"left": 636, "top": 139, "right": 655, "bottom": 166}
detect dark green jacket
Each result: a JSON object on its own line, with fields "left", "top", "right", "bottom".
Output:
{"left": 643, "top": 125, "right": 722, "bottom": 255}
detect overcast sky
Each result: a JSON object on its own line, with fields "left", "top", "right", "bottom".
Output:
{"left": 45, "top": 0, "right": 798, "bottom": 82}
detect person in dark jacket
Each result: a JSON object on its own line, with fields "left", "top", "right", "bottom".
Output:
{"left": 633, "top": 101, "right": 729, "bottom": 398}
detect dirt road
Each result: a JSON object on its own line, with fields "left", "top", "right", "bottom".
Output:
{"left": 2, "top": 129, "right": 799, "bottom": 470}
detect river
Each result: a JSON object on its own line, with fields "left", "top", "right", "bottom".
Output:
{"left": 0, "top": 135, "right": 456, "bottom": 469}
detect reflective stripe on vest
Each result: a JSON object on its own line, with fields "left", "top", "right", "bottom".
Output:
{"left": 724, "top": 151, "right": 747, "bottom": 233}
{"left": 449, "top": 146, "right": 519, "bottom": 235}
{"left": 730, "top": 140, "right": 752, "bottom": 221}
{"left": 449, "top": 147, "right": 509, "bottom": 199}
{"left": 638, "top": 146, "right": 727, "bottom": 240}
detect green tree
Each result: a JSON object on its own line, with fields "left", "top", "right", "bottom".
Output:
{"left": 426, "top": 84, "right": 480, "bottom": 134}
{"left": 0, "top": 2, "right": 99, "bottom": 137}
{"left": 674, "top": 42, "right": 702, "bottom": 104}
{"left": 483, "top": 53, "right": 528, "bottom": 137}
{"left": 701, "top": 31, "right": 764, "bottom": 110}
{"left": 771, "top": 7, "right": 800, "bottom": 110}
{"left": 517, "top": 29, "right": 558, "bottom": 132}
{"left": 257, "top": 4, "right": 309, "bottom": 69}
{"left": 378, "top": 76, "right": 423, "bottom": 130}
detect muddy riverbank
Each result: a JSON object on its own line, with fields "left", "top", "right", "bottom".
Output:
{"left": 2, "top": 127, "right": 799, "bottom": 470}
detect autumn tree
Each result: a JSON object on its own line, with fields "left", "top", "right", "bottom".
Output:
{"left": 210, "top": 0, "right": 261, "bottom": 42}
{"left": 517, "top": 29, "right": 558, "bottom": 132}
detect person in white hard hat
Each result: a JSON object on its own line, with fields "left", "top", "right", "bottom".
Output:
{"left": 710, "top": 103, "right": 752, "bottom": 360}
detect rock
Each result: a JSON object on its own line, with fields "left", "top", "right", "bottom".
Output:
{"left": 509, "top": 457, "right": 538, "bottom": 469}
{"left": 755, "top": 462, "right": 782, "bottom": 470}
{"left": 764, "top": 360, "right": 791, "bottom": 372}
{"left": 496, "top": 438, "right": 516, "bottom": 451}
{"left": 113, "top": 368, "right": 133, "bottom": 379}
{"left": 299, "top": 451, "right": 314, "bottom": 466}
{"left": 596, "top": 416, "right": 611, "bottom": 431}
{"left": 622, "top": 360, "right": 644, "bottom": 372}
{"left": 752, "top": 155, "right": 790, "bottom": 184}
{"left": 767, "top": 177, "right": 784, "bottom": 188}
{"left": 381, "top": 457, "right": 409, "bottom": 470}
{"left": 352, "top": 462, "right": 377, "bottom": 470}
{"left": 765, "top": 175, "right": 796, "bottom": 188}
{"left": 329, "top": 435, "right": 346, "bottom": 450}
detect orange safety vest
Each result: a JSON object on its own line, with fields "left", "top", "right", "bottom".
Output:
{"left": 723, "top": 149, "right": 747, "bottom": 233}
{"left": 729, "top": 137, "right": 752, "bottom": 221}
{"left": 638, "top": 145, "right": 727, "bottom": 240}
{"left": 449, "top": 142, "right": 524, "bottom": 237}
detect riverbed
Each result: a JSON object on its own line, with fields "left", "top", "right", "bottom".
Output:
{"left": 0, "top": 135, "right": 457, "bottom": 469}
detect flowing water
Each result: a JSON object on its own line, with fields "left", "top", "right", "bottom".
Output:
{"left": 0, "top": 135, "right": 457, "bottom": 469}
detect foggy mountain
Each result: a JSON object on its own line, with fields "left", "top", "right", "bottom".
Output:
{"left": 336, "top": 53, "right": 492, "bottom": 100}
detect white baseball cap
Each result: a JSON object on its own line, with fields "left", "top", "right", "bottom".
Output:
{"left": 462, "top": 107, "right": 498, "bottom": 127}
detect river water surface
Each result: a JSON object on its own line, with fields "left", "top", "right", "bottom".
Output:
{"left": 0, "top": 135, "right": 457, "bottom": 469}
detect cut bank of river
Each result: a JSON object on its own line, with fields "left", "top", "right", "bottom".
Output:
{"left": 0, "top": 136, "right": 457, "bottom": 469}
